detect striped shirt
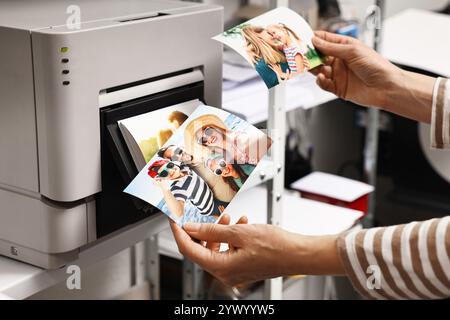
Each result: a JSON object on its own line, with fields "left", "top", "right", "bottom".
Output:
{"left": 283, "top": 46, "right": 300, "bottom": 73}
{"left": 337, "top": 77, "right": 450, "bottom": 299}
{"left": 282, "top": 46, "right": 309, "bottom": 73}
{"left": 170, "top": 169, "right": 214, "bottom": 216}
{"left": 431, "top": 78, "right": 450, "bottom": 149}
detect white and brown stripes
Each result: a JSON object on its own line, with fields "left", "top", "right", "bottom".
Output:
{"left": 337, "top": 217, "right": 450, "bottom": 299}
{"left": 431, "top": 78, "right": 450, "bottom": 149}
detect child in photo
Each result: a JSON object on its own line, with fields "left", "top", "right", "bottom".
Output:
{"left": 241, "top": 25, "right": 292, "bottom": 87}
{"left": 148, "top": 158, "right": 220, "bottom": 219}
{"left": 213, "top": 7, "right": 324, "bottom": 89}
{"left": 205, "top": 153, "right": 256, "bottom": 192}
{"left": 158, "top": 145, "right": 194, "bottom": 164}
{"left": 267, "top": 23, "right": 310, "bottom": 75}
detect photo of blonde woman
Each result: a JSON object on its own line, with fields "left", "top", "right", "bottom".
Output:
{"left": 241, "top": 25, "right": 291, "bottom": 88}
{"left": 184, "top": 113, "right": 271, "bottom": 166}
{"left": 213, "top": 7, "right": 324, "bottom": 88}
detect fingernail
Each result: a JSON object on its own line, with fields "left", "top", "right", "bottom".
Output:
{"left": 184, "top": 222, "right": 200, "bottom": 232}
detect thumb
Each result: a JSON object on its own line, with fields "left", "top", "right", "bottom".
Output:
{"left": 312, "top": 36, "right": 352, "bottom": 59}
{"left": 184, "top": 222, "right": 240, "bottom": 245}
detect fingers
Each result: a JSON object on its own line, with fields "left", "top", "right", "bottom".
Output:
{"left": 312, "top": 33, "right": 356, "bottom": 60}
{"left": 321, "top": 65, "right": 333, "bottom": 79}
{"left": 314, "top": 30, "right": 355, "bottom": 45}
{"left": 170, "top": 220, "right": 221, "bottom": 268}
{"left": 206, "top": 214, "right": 231, "bottom": 251}
{"left": 229, "top": 215, "right": 248, "bottom": 250}
{"left": 184, "top": 222, "right": 241, "bottom": 246}
{"left": 236, "top": 215, "right": 248, "bottom": 225}
{"left": 316, "top": 73, "right": 336, "bottom": 94}
{"left": 309, "top": 65, "right": 323, "bottom": 76}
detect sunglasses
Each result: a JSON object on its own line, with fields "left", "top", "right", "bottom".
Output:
{"left": 170, "top": 147, "right": 183, "bottom": 160}
{"left": 209, "top": 158, "right": 227, "bottom": 176}
{"left": 157, "top": 161, "right": 176, "bottom": 178}
{"left": 197, "top": 127, "right": 220, "bottom": 146}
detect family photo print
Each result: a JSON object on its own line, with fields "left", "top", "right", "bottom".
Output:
{"left": 124, "top": 105, "right": 272, "bottom": 226}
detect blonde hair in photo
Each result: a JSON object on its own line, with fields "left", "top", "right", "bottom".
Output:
{"left": 184, "top": 114, "right": 228, "bottom": 163}
{"left": 241, "top": 26, "right": 286, "bottom": 66}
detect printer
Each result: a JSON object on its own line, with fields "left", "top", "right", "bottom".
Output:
{"left": 0, "top": 0, "right": 222, "bottom": 268}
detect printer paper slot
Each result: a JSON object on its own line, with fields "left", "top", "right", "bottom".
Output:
{"left": 97, "top": 75, "right": 205, "bottom": 237}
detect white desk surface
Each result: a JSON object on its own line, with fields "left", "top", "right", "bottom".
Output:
{"left": 381, "top": 9, "right": 450, "bottom": 78}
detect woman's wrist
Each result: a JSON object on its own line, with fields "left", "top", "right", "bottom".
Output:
{"left": 384, "top": 68, "right": 435, "bottom": 123}
{"left": 285, "top": 233, "right": 345, "bottom": 276}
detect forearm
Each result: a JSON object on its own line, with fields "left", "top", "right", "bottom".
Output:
{"left": 162, "top": 189, "right": 184, "bottom": 218}
{"left": 285, "top": 233, "right": 345, "bottom": 276}
{"left": 384, "top": 69, "right": 436, "bottom": 123}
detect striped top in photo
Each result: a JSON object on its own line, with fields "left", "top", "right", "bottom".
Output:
{"left": 283, "top": 46, "right": 300, "bottom": 73}
{"left": 170, "top": 169, "right": 214, "bottom": 216}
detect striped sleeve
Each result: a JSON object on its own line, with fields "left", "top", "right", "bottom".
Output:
{"left": 431, "top": 77, "right": 450, "bottom": 149}
{"left": 337, "top": 217, "right": 450, "bottom": 299}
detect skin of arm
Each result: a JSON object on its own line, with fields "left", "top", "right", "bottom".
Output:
{"left": 154, "top": 178, "right": 184, "bottom": 218}
{"left": 311, "top": 31, "right": 435, "bottom": 123}
{"left": 293, "top": 53, "right": 306, "bottom": 74}
{"left": 161, "top": 188, "right": 184, "bottom": 218}
{"left": 170, "top": 219, "right": 344, "bottom": 287}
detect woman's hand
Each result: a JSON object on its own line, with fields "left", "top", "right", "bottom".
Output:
{"left": 311, "top": 31, "right": 402, "bottom": 109}
{"left": 170, "top": 218, "right": 344, "bottom": 287}
{"left": 311, "top": 31, "right": 435, "bottom": 123}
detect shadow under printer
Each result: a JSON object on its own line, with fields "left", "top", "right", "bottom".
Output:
{"left": 0, "top": 0, "right": 223, "bottom": 269}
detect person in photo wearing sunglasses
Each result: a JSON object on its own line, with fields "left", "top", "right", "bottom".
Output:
{"left": 205, "top": 154, "right": 255, "bottom": 192}
{"left": 148, "top": 159, "right": 216, "bottom": 218}
{"left": 184, "top": 114, "right": 271, "bottom": 166}
{"left": 157, "top": 144, "right": 238, "bottom": 205}
{"left": 157, "top": 145, "right": 194, "bottom": 164}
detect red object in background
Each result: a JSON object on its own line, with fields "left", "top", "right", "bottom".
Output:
{"left": 298, "top": 191, "right": 369, "bottom": 217}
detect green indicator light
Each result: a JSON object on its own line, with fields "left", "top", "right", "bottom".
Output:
{"left": 60, "top": 47, "right": 69, "bottom": 53}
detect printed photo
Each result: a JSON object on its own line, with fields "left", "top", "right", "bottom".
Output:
{"left": 213, "top": 7, "right": 324, "bottom": 89}
{"left": 118, "top": 99, "right": 199, "bottom": 170}
{"left": 124, "top": 105, "right": 272, "bottom": 226}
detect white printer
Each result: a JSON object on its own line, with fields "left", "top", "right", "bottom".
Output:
{"left": 0, "top": 0, "right": 222, "bottom": 268}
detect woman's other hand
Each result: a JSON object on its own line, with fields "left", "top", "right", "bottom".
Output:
{"left": 311, "top": 31, "right": 401, "bottom": 109}
{"left": 311, "top": 31, "right": 435, "bottom": 123}
{"left": 170, "top": 217, "right": 344, "bottom": 287}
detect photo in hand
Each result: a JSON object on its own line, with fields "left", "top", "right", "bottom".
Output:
{"left": 213, "top": 7, "right": 324, "bottom": 89}
{"left": 124, "top": 104, "right": 272, "bottom": 226}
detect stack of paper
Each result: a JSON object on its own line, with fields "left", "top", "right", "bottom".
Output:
{"left": 290, "top": 172, "right": 374, "bottom": 203}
